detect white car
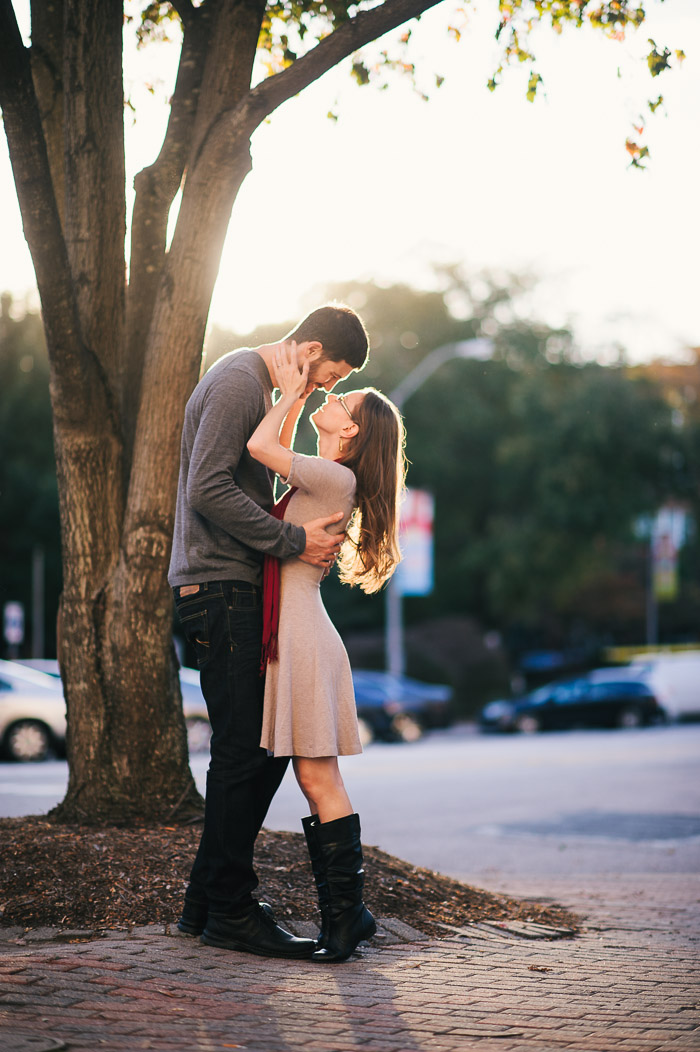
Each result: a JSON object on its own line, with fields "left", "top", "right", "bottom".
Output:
{"left": 0, "top": 660, "right": 67, "bottom": 762}
{"left": 627, "top": 652, "right": 700, "bottom": 721}
{"left": 4, "top": 660, "right": 211, "bottom": 761}
{"left": 178, "top": 666, "right": 211, "bottom": 753}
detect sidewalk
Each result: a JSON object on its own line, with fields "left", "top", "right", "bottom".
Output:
{"left": 1, "top": 873, "right": 699, "bottom": 1052}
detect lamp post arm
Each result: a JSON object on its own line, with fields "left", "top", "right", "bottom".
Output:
{"left": 389, "top": 339, "right": 493, "bottom": 408}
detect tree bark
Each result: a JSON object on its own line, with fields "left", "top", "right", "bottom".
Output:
{"left": 30, "top": 0, "right": 66, "bottom": 232}
{"left": 63, "top": 0, "right": 126, "bottom": 404}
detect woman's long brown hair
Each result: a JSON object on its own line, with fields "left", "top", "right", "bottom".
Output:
{"left": 337, "top": 389, "right": 407, "bottom": 594}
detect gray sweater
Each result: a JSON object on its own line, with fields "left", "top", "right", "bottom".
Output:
{"left": 168, "top": 349, "right": 306, "bottom": 587}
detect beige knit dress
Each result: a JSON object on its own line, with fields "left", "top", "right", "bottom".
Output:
{"left": 260, "top": 452, "right": 363, "bottom": 758}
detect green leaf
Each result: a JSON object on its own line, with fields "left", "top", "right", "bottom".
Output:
{"left": 526, "top": 71, "right": 542, "bottom": 102}
{"left": 647, "top": 41, "right": 672, "bottom": 77}
{"left": 351, "top": 60, "right": 371, "bottom": 86}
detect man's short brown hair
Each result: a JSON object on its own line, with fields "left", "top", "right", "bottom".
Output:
{"left": 287, "top": 304, "right": 369, "bottom": 369}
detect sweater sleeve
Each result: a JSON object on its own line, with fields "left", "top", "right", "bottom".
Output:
{"left": 186, "top": 368, "right": 305, "bottom": 558}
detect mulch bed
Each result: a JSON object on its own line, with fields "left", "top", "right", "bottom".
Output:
{"left": 0, "top": 816, "right": 579, "bottom": 938}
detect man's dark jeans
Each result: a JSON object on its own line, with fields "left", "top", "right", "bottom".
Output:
{"left": 174, "top": 580, "right": 289, "bottom": 915}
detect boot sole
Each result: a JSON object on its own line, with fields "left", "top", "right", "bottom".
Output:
{"left": 311, "top": 941, "right": 372, "bottom": 963}
{"left": 311, "top": 919, "right": 377, "bottom": 963}
{"left": 200, "top": 933, "right": 315, "bottom": 959}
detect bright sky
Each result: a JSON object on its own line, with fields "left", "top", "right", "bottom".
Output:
{"left": 1, "top": 0, "right": 698, "bottom": 361}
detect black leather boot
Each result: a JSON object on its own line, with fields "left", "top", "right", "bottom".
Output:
{"left": 201, "top": 902, "right": 316, "bottom": 959}
{"left": 302, "top": 814, "right": 330, "bottom": 948}
{"left": 311, "top": 813, "right": 376, "bottom": 963}
{"left": 177, "top": 897, "right": 276, "bottom": 938}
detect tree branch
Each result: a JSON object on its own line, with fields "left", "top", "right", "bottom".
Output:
{"left": 30, "top": 0, "right": 66, "bottom": 232}
{"left": 190, "top": 0, "right": 444, "bottom": 171}
{"left": 0, "top": 0, "right": 87, "bottom": 419}
{"left": 246, "top": 0, "right": 444, "bottom": 127}
{"left": 189, "top": 0, "right": 267, "bottom": 161}
{"left": 63, "top": 0, "right": 126, "bottom": 409}
{"left": 124, "top": 1, "right": 265, "bottom": 474}
{"left": 124, "top": 3, "right": 215, "bottom": 472}
{"left": 170, "top": 0, "right": 195, "bottom": 23}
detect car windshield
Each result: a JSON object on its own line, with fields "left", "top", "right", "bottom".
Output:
{"left": 523, "top": 678, "right": 587, "bottom": 706}
{"left": 527, "top": 685, "right": 558, "bottom": 706}
{"left": 0, "top": 661, "right": 62, "bottom": 690}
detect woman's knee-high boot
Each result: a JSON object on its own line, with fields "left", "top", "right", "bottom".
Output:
{"left": 311, "top": 813, "right": 376, "bottom": 963}
{"left": 302, "top": 815, "right": 330, "bottom": 948}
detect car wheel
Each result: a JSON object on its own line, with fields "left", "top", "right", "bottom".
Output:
{"left": 515, "top": 714, "right": 541, "bottom": 734}
{"left": 391, "top": 713, "right": 424, "bottom": 743}
{"left": 5, "top": 720, "right": 52, "bottom": 762}
{"left": 618, "top": 707, "right": 643, "bottom": 729}
{"left": 185, "top": 716, "right": 211, "bottom": 754}
{"left": 357, "top": 717, "right": 374, "bottom": 747}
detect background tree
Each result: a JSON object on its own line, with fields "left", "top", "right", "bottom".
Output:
{"left": 629, "top": 354, "right": 700, "bottom": 644}
{"left": 0, "top": 295, "right": 61, "bottom": 659}
{"left": 0, "top": 0, "right": 685, "bottom": 823}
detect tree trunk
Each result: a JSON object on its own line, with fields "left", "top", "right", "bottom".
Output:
{"left": 52, "top": 2, "right": 260, "bottom": 826}
{"left": 0, "top": 0, "right": 203, "bottom": 825}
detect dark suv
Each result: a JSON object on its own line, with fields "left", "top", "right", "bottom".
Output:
{"left": 481, "top": 672, "right": 666, "bottom": 733}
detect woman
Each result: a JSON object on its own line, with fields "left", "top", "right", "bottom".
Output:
{"left": 247, "top": 341, "right": 406, "bottom": 963}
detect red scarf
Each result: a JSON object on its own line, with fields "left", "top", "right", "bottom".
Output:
{"left": 260, "top": 485, "right": 298, "bottom": 673}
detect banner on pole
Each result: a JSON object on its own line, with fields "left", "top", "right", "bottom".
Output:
{"left": 3, "top": 602, "right": 24, "bottom": 645}
{"left": 394, "top": 488, "right": 434, "bottom": 597}
{"left": 651, "top": 504, "right": 688, "bottom": 602}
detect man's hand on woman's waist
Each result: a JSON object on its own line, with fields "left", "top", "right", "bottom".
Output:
{"left": 299, "top": 512, "right": 345, "bottom": 568}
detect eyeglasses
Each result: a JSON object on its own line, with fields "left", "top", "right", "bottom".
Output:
{"left": 337, "top": 394, "right": 355, "bottom": 422}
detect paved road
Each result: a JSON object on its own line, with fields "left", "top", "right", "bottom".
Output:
{"left": 265, "top": 723, "right": 700, "bottom": 885}
{"left": 2, "top": 724, "right": 699, "bottom": 886}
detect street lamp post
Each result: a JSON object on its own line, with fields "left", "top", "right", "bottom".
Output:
{"left": 385, "top": 338, "right": 493, "bottom": 678}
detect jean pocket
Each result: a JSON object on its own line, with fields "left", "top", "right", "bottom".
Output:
{"left": 230, "top": 585, "right": 262, "bottom": 610}
{"left": 179, "top": 608, "right": 211, "bottom": 668}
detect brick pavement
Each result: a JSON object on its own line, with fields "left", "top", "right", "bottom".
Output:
{"left": 0, "top": 873, "right": 699, "bottom": 1052}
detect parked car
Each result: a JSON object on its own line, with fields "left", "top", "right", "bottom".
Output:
{"left": 179, "top": 666, "right": 212, "bottom": 753}
{"left": 0, "top": 660, "right": 67, "bottom": 762}
{"left": 480, "top": 669, "right": 666, "bottom": 734}
{"left": 8, "top": 660, "right": 211, "bottom": 759}
{"left": 351, "top": 669, "right": 453, "bottom": 744}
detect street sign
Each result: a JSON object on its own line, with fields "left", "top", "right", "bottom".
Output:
{"left": 3, "top": 601, "right": 25, "bottom": 645}
{"left": 394, "top": 488, "right": 434, "bottom": 597}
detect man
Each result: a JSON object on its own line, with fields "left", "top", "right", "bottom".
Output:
{"left": 168, "top": 303, "right": 369, "bottom": 959}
